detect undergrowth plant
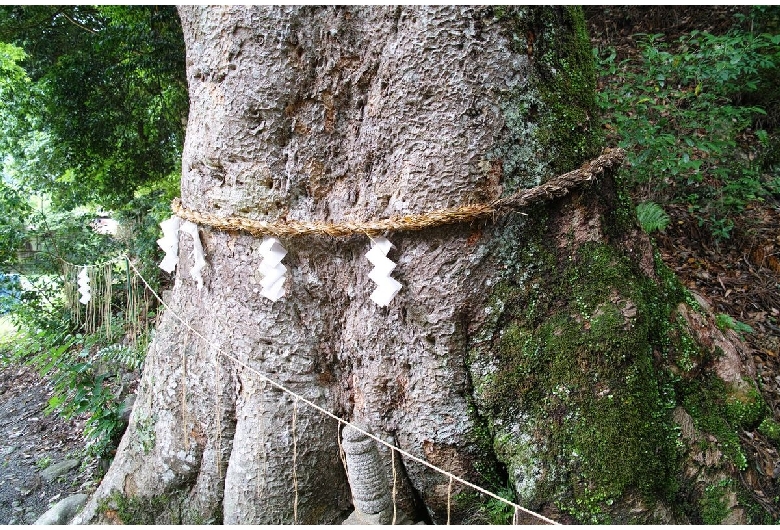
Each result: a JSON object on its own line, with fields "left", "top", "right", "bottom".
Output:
{"left": 1, "top": 198, "right": 157, "bottom": 460}
{"left": 13, "top": 315, "right": 148, "bottom": 459}
{"left": 636, "top": 201, "right": 670, "bottom": 234}
{"left": 596, "top": 19, "right": 780, "bottom": 241}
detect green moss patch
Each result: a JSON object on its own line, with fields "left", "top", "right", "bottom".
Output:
{"left": 680, "top": 375, "right": 767, "bottom": 471}
{"left": 471, "top": 240, "right": 682, "bottom": 523}
{"left": 492, "top": 7, "right": 602, "bottom": 185}
{"left": 98, "top": 490, "right": 220, "bottom": 525}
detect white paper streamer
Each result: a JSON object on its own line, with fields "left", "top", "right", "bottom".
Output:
{"left": 77, "top": 266, "right": 91, "bottom": 305}
{"left": 180, "top": 220, "right": 206, "bottom": 290}
{"left": 366, "top": 237, "right": 402, "bottom": 307}
{"left": 157, "top": 215, "right": 181, "bottom": 273}
{"left": 258, "top": 237, "right": 288, "bottom": 302}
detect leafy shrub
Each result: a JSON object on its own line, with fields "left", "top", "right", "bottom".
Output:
{"left": 19, "top": 320, "right": 147, "bottom": 459}
{"left": 714, "top": 313, "right": 754, "bottom": 335}
{"left": 596, "top": 24, "right": 780, "bottom": 241}
{"left": 114, "top": 175, "right": 179, "bottom": 293}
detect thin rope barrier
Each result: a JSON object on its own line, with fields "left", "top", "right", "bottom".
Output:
{"left": 172, "top": 148, "right": 624, "bottom": 239}
{"left": 180, "top": 331, "right": 190, "bottom": 449}
{"left": 214, "top": 349, "right": 223, "bottom": 480}
{"left": 447, "top": 475, "right": 453, "bottom": 525}
{"left": 125, "top": 259, "right": 559, "bottom": 525}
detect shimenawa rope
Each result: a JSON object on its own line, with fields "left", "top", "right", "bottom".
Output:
{"left": 57, "top": 145, "right": 621, "bottom": 524}
{"left": 172, "top": 148, "right": 624, "bottom": 239}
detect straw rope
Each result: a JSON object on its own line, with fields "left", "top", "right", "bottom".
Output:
{"left": 172, "top": 148, "right": 624, "bottom": 239}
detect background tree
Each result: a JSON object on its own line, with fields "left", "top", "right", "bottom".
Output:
{"left": 72, "top": 6, "right": 770, "bottom": 525}
{"left": 0, "top": 5, "right": 187, "bottom": 209}
{"left": 0, "top": 6, "right": 188, "bottom": 462}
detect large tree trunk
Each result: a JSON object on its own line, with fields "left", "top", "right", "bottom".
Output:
{"left": 74, "top": 6, "right": 765, "bottom": 525}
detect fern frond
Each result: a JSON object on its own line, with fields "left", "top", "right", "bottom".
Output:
{"left": 96, "top": 343, "right": 144, "bottom": 371}
{"left": 636, "top": 201, "right": 670, "bottom": 233}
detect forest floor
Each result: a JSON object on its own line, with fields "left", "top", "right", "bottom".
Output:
{"left": 587, "top": 5, "right": 780, "bottom": 515}
{"left": 0, "top": 359, "right": 101, "bottom": 524}
{"left": 0, "top": 5, "right": 777, "bottom": 526}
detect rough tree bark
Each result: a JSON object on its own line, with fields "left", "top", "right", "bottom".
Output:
{"left": 74, "top": 6, "right": 766, "bottom": 525}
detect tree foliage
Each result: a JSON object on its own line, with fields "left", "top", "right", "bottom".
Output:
{"left": 0, "top": 7, "right": 187, "bottom": 460}
{"left": 0, "top": 6, "right": 187, "bottom": 209}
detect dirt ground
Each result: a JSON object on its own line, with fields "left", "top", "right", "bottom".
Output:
{"left": 0, "top": 363, "right": 100, "bottom": 524}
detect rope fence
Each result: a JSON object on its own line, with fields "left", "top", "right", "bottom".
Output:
{"left": 172, "top": 147, "right": 624, "bottom": 239}
{"left": 51, "top": 253, "right": 560, "bottom": 522}
{"left": 124, "top": 258, "right": 560, "bottom": 525}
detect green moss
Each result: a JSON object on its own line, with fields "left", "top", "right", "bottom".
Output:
{"left": 477, "top": 241, "right": 681, "bottom": 522}
{"left": 669, "top": 318, "right": 705, "bottom": 375}
{"left": 98, "top": 491, "right": 220, "bottom": 525}
{"left": 492, "top": 7, "right": 602, "bottom": 188}
{"left": 530, "top": 7, "right": 602, "bottom": 175}
{"left": 678, "top": 375, "right": 767, "bottom": 471}
{"left": 758, "top": 417, "right": 780, "bottom": 443}
{"left": 724, "top": 385, "right": 766, "bottom": 428}
{"left": 467, "top": 6, "right": 770, "bottom": 524}
{"left": 468, "top": 11, "right": 681, "bottom": 514}
{"left": 699, "top": 480, "right": 732, "bottom": 524}
{"left": 99, "top": 492, "right": 175, "bottom": 525}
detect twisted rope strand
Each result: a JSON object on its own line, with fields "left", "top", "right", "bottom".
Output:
{"left": 172, "top": 148, "right": 624, "bottom": 239}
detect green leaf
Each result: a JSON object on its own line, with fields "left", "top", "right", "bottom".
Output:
{"left": 636, "top": 202, "right": 671, "bottom": 234}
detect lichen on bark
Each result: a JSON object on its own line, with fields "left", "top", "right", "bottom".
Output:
{"left": 487, "top": 6, "right": 602, "bottom": 193}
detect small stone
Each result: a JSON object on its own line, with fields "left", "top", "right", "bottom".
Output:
{"left": 40, "top": 458, "right": 80, "bottom": 483}
{"left": 34, "top": 493, "right": 89, "bottom": 525}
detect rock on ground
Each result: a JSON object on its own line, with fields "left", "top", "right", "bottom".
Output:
{"left": 34, "top": 493, "right": 88, "bottom": 525}
{"left": 40, "top": 459, "right": 80, "bottom": 483}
